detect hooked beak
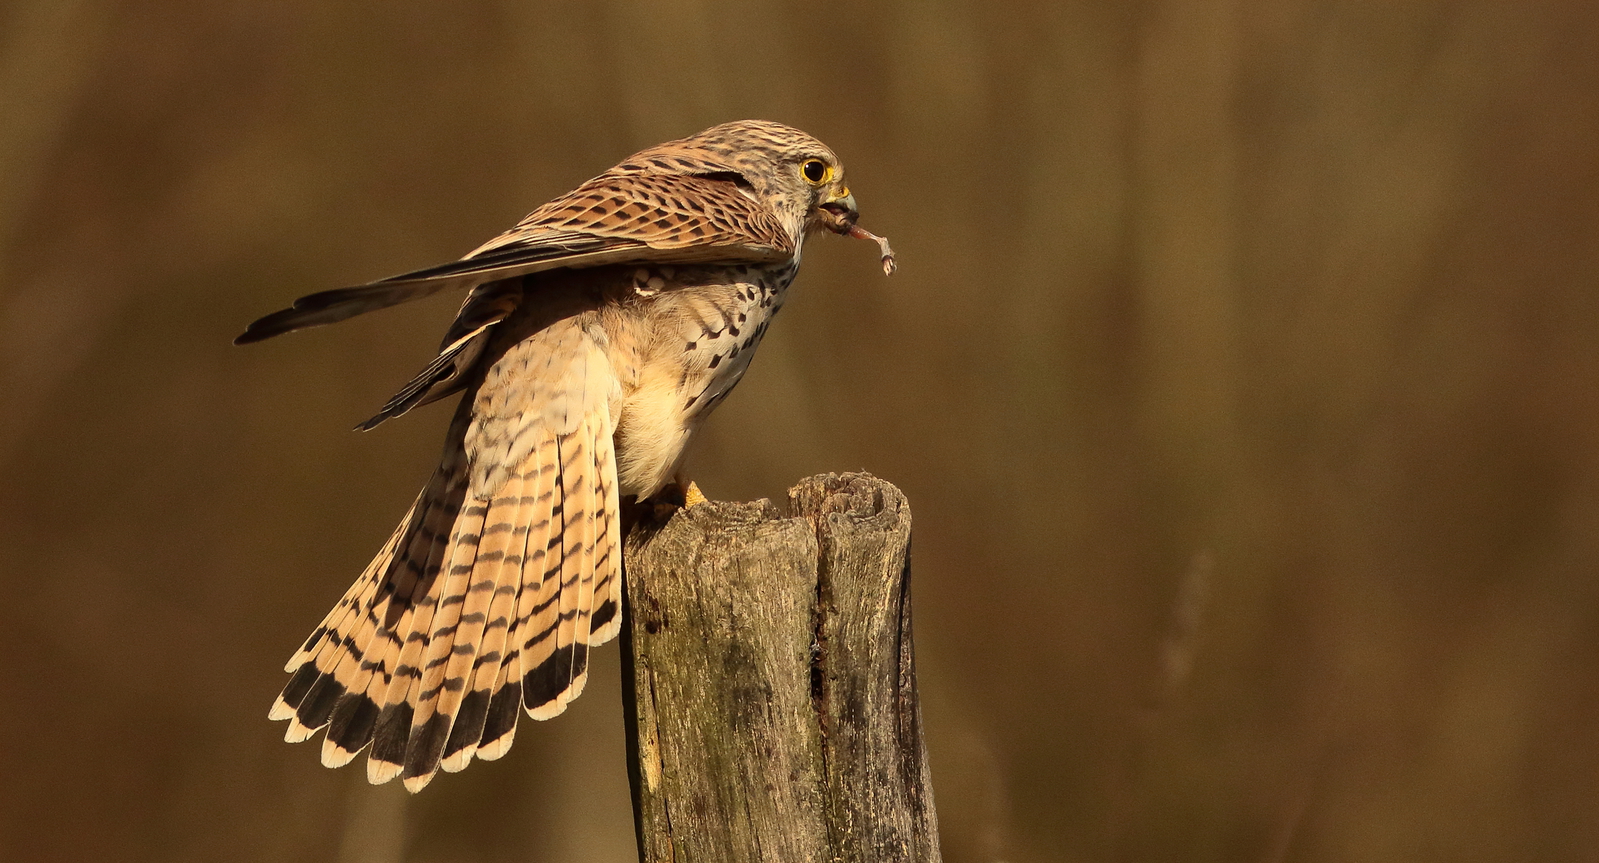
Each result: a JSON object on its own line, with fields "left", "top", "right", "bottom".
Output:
{"left": 817, "top": 187, "right": 859, "bottom": 233}
{"left": 816, "top": 185, "right": 895, "bottom": 276}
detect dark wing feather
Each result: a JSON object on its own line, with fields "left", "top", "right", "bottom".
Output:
{"left": 355, "top": 279, "right": 524, "bottom": 430}
{"left": 233, "top": 234, "right": 618, "bottom": 345}
{"left": 234, "top": 173, "right": 791, "bottom": 345}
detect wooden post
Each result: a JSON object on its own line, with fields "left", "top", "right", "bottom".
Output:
{"left": 621, "top": 472, "right": 941, "bottom": 863}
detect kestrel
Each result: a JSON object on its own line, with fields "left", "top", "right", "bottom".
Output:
{"left": 239, "top": 120, "right": 894, "bottom": 792}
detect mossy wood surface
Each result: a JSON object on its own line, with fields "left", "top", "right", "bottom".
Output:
{"left": 622, "top": 473, "right": 940, "bottom": 863}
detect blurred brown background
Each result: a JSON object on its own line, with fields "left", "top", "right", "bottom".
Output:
{"left": 2, "top": 0, "right": 1597, "bottom": 860}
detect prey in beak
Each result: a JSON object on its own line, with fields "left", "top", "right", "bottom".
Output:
{"left": 817, "top": 189, "right": 897, "bottom": 276}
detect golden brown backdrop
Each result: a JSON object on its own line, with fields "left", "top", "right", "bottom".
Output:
{"left": 2, "top": 1, "right": 1597, "bottom": 861}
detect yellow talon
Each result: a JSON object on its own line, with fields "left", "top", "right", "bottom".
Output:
{"left": 683, "top": 481, "right": 708, "bottom": 507}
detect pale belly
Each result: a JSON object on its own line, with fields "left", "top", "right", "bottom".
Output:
{"left": 607, "top": 267, "right": 788, "bottom": 499}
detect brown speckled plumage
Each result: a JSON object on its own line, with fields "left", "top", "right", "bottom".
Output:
{"left": 241, "top": 120, "right": 892, "bottom": 791}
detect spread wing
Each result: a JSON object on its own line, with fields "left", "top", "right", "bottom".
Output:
{"left": 234, "top": 171, "right": 792, "bottom": 345}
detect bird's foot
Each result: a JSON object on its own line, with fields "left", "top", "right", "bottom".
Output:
{"left": 651, "top": 480, "right": 708, "bottom": 519}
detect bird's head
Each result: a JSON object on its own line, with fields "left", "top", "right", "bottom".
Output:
{"left": 614, "top": 120, "right": 894, "bottom": 273}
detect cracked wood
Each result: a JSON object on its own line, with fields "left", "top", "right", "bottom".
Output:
{"left": 621, "top": 473, "right": 940, "bottom": 863}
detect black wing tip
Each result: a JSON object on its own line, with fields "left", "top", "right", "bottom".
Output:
{"left": 234, "top": 309, "right": 303, "bottom": 345}
{"left": 233, "top": 323, "right": 274, "bottom": 346}
{"left": 354, "top": 396, "right": 417, "bottom": 431}
{"left": 233, "top": 276, "right": 426, "bottom": 347}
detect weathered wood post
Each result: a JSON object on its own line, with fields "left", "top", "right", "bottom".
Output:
{"left": 621, "top": 472, "right": 941, "bottom": 863}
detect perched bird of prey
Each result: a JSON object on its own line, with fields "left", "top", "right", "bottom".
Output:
{"left": 239, "top": 120, "right": 895, "bottom": 792}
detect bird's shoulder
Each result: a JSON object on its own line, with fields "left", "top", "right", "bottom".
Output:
{"left": 471, "top": 171, "right": 795, "bottom": 261}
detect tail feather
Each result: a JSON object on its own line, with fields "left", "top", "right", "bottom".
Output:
{"left": 476, "top": 457, "right": 556, "bottom": 761}
{"left": 587, "top": 419, "right": 623, "bottom": 645}
{"left": 566, "top": 428, "right": 600, "bottom": 692}
{"left": 317, "top": 499, "right": 441, "bottom": 769}
{"left": 276, "top": 503, "right": 413, "bottom": 680}
{"left": 398, "top": 464, "right": 529, "bottom": 790}
{"left": 317, "top": 502, "right": 437, "bottom": 756}
{"left": 368, "top": 485, "right": 485, "bottom": 785}
{"left": 512, "top": 435, "right": 574, "bottom": 722}
{"left": 270, "top": 396, "right": 624, "bottom": 791}
{"left": 474, "top": 565, "right": 532, "bottom": 761}
{"left": 474, "top": 654, "right": 522, "bottom": 761}
{"left": 550, "top": 432, "right": 594, "bottom": 711}
{"left": 358, "top": 443, "right": 471, "bottom": 784}
{"left": 271, "top": 504, "right": 414, "bottom": 731}
{"left": 398, "top": 489, "right": 488, "bottom": 780}
{"left": 439, "top": 461, "right": 546, "bottom": 773}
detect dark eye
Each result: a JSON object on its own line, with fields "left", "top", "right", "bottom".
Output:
{"left": 801, "top": 159, "right": 830, "bottom": 185}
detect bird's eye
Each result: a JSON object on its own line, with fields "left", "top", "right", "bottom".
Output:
{"left": 801, "top": 159, "right": 831, "bottom": 185}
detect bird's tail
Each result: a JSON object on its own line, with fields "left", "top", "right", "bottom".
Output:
{"left": 270, "top": 405, "right": 623, "bottom": 792}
